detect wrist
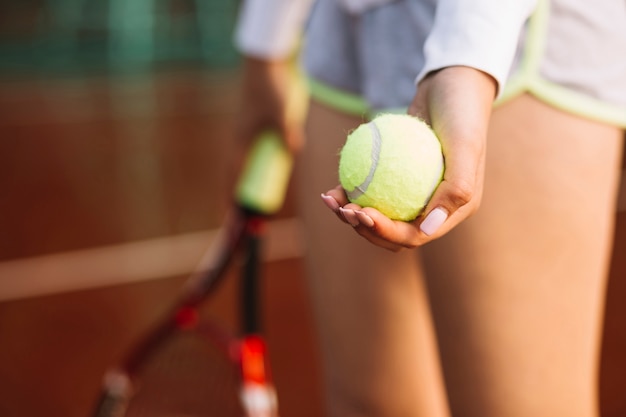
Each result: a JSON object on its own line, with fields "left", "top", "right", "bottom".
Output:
{"left": 422, "top": 66, "right": 497, "bottom": 101}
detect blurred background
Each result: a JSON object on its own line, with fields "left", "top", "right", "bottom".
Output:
{"left": 0, "top": 1, "right": 321, "bottom": 416}
{"left": 0, "top": 1, "right": 624, "bottom": 416}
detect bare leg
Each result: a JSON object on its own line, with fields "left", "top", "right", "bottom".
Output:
{"left": 422, "top": 94, "right": 624, "bottom": 417}
{"left": 297, "top": 101, "right": 450, "bottom": 417}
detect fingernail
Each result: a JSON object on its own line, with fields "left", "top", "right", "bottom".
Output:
{"left": 420, "top": 207, "right": 448, "bottom": 236}
{"left": 339, "top": 207, "right": 359, "bottom": 227}
{"left": 355, "top": 211, "right": 374, "bottom": 228}
{"left": 320, "top": 193, "right": 340, "bottom": 212}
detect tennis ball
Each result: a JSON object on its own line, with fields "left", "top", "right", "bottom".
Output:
{"left": 338, "top": 114, "right": 444, "bottom": 221}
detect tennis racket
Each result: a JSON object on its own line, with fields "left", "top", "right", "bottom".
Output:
{"left": 91, "top": 132, "right": 293, "bottom": 417}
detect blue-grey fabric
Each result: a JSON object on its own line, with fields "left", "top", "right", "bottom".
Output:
{"left": 303, "top": 0, "right": 436, "bottom": 111}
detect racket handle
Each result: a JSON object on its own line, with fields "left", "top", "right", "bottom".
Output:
{"left": 92, "top": 371, "right": 132, "bottom": 417}
{"left": 236, "top": 132, "right": 293, "bottom": 215}
{"left": 92, "top": 392, "right": 127, "bottom": 417}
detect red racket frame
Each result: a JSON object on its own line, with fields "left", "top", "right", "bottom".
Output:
{"left": 91, "top": 208, "right": 278, "bottom": 417}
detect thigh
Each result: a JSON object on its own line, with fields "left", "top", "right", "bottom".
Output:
{"left": 297, "top": 101, "right": 449, "bottom": 417}
{"left": 422, "top": 94, "right": 624, "bottom": 417}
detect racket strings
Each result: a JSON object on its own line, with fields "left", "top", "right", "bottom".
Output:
{"left": 125, "top": 332, "right": 243, "bottom": 417}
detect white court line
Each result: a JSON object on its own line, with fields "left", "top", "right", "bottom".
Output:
{"left": 0, "top": 167, "right": 624, "bottom": 302}
{"left": 0, "top": 218, "right": 305, "bottom": 302}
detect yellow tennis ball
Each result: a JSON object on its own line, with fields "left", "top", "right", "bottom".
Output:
{"left": 338, "top": 114, "right": 444, "bottom": 221}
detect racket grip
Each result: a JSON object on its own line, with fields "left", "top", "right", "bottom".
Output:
{"left": 236, "top": 132, "right": 293, "bottom": 215}
{"left": 92, "top": 371, "right": 132, "bottom": 417}
{"left": 92, "top": 392, "right": 127, "bottom": 417}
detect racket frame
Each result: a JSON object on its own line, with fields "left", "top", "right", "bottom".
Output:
{"left": 92, "top": 208, "right": 278, "bottom": 417}
{"left": 93, "top": 132, "right": 290, "bottom": 417}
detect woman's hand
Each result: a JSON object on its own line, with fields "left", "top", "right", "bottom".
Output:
{"left": 322, "top": 66, "right": 496, "bottom": 251}
{"left": 238, "top": 56, "right": 306, "bottom": 154}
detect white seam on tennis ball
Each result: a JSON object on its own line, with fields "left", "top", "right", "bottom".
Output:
{"left": 346, "top": 121, "right": 382, "bottom": 201}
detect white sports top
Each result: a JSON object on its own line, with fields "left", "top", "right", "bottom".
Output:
{"left": 236, "top": 0, "right": 537, "bottom": 93}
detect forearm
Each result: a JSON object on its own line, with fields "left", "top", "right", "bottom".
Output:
{"left": 421, "top": 70, "right": 493, "bottom": 136}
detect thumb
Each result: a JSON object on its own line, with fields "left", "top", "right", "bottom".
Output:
{"left": 418, "top": 138, "right": 485, "bottom": 237}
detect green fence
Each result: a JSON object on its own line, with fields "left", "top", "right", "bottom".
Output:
{"left": 0, "top": 0, "right": 241, "bottom": 74}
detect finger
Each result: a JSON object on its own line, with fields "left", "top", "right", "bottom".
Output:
{"left": 320, "top": 191, "right": 350, "bottom": 224}
{"left": 360, "top": 207, "right": 423, "bottom": 247}
{"left": 322, "top": 185, "right": 355, "bottom": 224}
{"left": 344, "top": 210, "right": 406, "bottom": 251}
{"left": 348, "top": 207, "right": 423, "bottom": 250}
{"left": 341, "top": 203, "right": 423, "bottom": 248}
{"left": 324, "top": 187, "right": 427, "bottom": 250}
{"left": 324, "top": 185, "right": 350, "bottom": 206}
{"left": 339, "top": 207, "right": 360, "bottom": 227}
{"left": 352, "top": 211, "right": 407, "bottom": 251}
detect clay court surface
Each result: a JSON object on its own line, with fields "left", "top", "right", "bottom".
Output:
{"left": 0, "top": 67, "right": 625, "bottom": 417}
